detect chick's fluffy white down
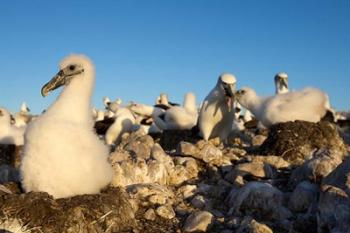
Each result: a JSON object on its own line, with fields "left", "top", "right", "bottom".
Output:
{"left": 21, "top": 118, "right": 113, "bottom": 199}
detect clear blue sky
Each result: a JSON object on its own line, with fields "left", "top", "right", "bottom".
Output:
{"left": 0, "top": 0, "right": 349, "bottom": 113}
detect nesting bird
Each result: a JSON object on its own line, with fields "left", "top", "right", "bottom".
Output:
{"left": 235, "top": 86, "right": 329, "bottom": 128}
{"left": 13, "top": 102, "right": 32, "bottom": 127}
{"left": 0, "top": 107, "right": 25, "bottom": 145}
{"left": 104, "top": 96, "right": 122, "bottom": 113}
{"left": 274, "top": 72, "right": 289, "bottom": 94}
{"left": 153, "top": 92, "right": 198, "bottom": 130}
{"left": 105, "top": 107, "right": 136, "bottom": 145}
{"left": 129, "top": 102, "right": 163, "bottom": 134}
{"left": 199, "top": 73, "right": 236, "bottom": 141}
{"left": 155, "top": 93, "right": 180, "bottom": 110}
{"left": 274, "top": 72, "right": 336, "bottom": 122}
{"left": 20, "top": 54, "right": 113, "bottom": 199}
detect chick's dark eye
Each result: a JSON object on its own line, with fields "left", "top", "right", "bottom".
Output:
{"left": 69, "top": 65, "right": 76, "bottom": 71}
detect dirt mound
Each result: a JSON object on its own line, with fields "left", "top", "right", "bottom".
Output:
{"left": 0, "top": 187, "right": 135, "bottom": 233}
{"left": 260, "top": 121, "right": 346, "bottom": 165}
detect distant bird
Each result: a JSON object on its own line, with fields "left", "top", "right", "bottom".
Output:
{"left": 274, "top": 72, "right": 289, "bottom": 94}
{"left": 153, "top": 92, "right": 198, "bottom": 130}
{"left": 155, "top": 93, "right": 180, "bottom": 110}
{"left": 231, "top": 102, "right": 245, "bottom": 132}
{"left": 129, "top": 102, "right": 163, "bottom": 134}
{"left": 274, "top": 72, "right": 336, "bottom": 122}
{"left": 104, "top": 96, "right": 122, "bottom": 113}
{"left": 20, "top": 54, "right": 113, "bottom": 199}
{"left": 0, "top": 107, "right": 25, "bottom": 145}
{"left": 13, "top": 102, "right": 32, "bottom": 127}
{"left": 199, "top": 73, "right": 236, "bottom": 141}
{"left": 235, "top": 86, "right": 328, "bottom": 128}
{"left": 130, "top": 102, "right": 165, "bottom": 118}
{"left": 105, "top": 107, "right": 136, "bottom": 145}
{"left": 92, "top": 108, "right": 105, "bottom": 122}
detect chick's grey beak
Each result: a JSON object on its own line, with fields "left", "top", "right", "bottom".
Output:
{"left": 41, "top": 70, "right": 66, "bottom": 97}
{"left": 233, "top": 90, "right": 242, "bottom": 100}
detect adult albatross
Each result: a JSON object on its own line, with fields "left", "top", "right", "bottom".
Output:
{"left": 20, "top": 54, "right": 113, "bottom": 199}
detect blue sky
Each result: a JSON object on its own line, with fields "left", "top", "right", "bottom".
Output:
{"left": 0, "top": 0, "right": 349, "bottom": 113}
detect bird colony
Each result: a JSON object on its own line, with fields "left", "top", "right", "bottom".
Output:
{"left": 0, "top": 54, "right": 349, "bottom": 233}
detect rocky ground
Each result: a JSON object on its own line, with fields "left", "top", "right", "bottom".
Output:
{"left": 1, "top": 120, "right": 350, "bottom": 233}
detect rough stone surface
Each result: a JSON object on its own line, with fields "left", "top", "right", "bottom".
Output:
{"left": 196, "top": 144, "right": 223, "bottom": 163}
{"left": 177, "top": 142, "right": 199, "bottom": 157}
{"left": 2, "top": 120, "right": 349, "bottom": 232}
{"left": 144, "top": 208, "right": 156, "bottom": 221}
{"left": 249, "top": 155, "right": 290, "bottom": 169}
{"left": 127, "top": 183, "right": 175, "bottom": 207}
{"left": 236, "top": 217, "right": 273, "bottom": 233}
{"left": 123, "top": 134, "right": 154, "bottom": 160}
{"left": 190, "top": 195, "right": 207, "bottom": 209}
{"left": 289, "top": 149, "right": 343, "bottom": 187}
{"left": 111, "top": 137, "right": 200, "bottom": 186}
{"left": 260, "top": 121, "right": 346, "bottom": 165}
{"left": 227, "top": 182, "right": 292, "bottom": 221}
{"left": 155, "top": 129, "right": 200, "bottom": 152}
{"left": 228, "top": 162, "right": 276, "bottom": 181}
{"left": 252, "top": 135, "right": 267, "bottom": 147}
{"left": 183, "top": 211, "right": 214, "bottom": 232}
{"left": 288, "top": 181, "right": 319, "bottom": 213}
{"left": 318, "top": 157, "right": 350, "bottom": 233}
{"left": 156, "top": 205, "right": 176, "bottom": 219}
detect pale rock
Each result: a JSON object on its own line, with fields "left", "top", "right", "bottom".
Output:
{"left": 318, "top": 157, "right": 350, "bottom": 233}
{"left": 144, "top": 208, "right": 156, "bottom": 221}
{"left": 227, "top": 181, "right": 292, "bottom": 221}
{"left": 223, "top": 152, "right": 240, "bottom": 161}
{"left": 177, "top": 142, "right": 199, "bottom": 156}
{"left": 109, "top": 150, "right": 131, "bottom": 163}
{"left": 208, "top": 137, "right": 222, "bottom": 147}
{"left": 197, "top": 144, "right": 223, "bottom": 163}
{"left": 227, "top": 162, "right": 276, "bottom": 181}
{"left": 175, "top": 202, "right": 195, "bottom": 216}
{"left": 252, "top": 135, "right": 267, "bottom": 146}
{"left": 233, "top": 175, "right": 245, "bottom": 186}
{"left": 127, "top": 183, "right": 174, "bottom": 206}
{"left": 177, "top": 185, "right": 197, "bottom": 199}
{"left": 250, "top": 155, "right": 290, "bottom": 169}
{"left": 112, "top": 158, "right": 167, "bottom": 186}
{"left": 237, "top": 217, "right": 273, "bottom": 233}
{"left": 226, "top": 147, "right": 247, "bottom": 157}
{"left": 290, "top": 149, "right": 343, "bottom": 187}
{"left": 148, "top": 194, "right": 167, "bottom": 205}
{"left": 151, "top": 143, "right": 175, "bottom": 169}
{"left": 156, "top": 205, "right": 176, "bottom": 219}
{"left": 183, "top": 211, "right": 214, "bottom": 232}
